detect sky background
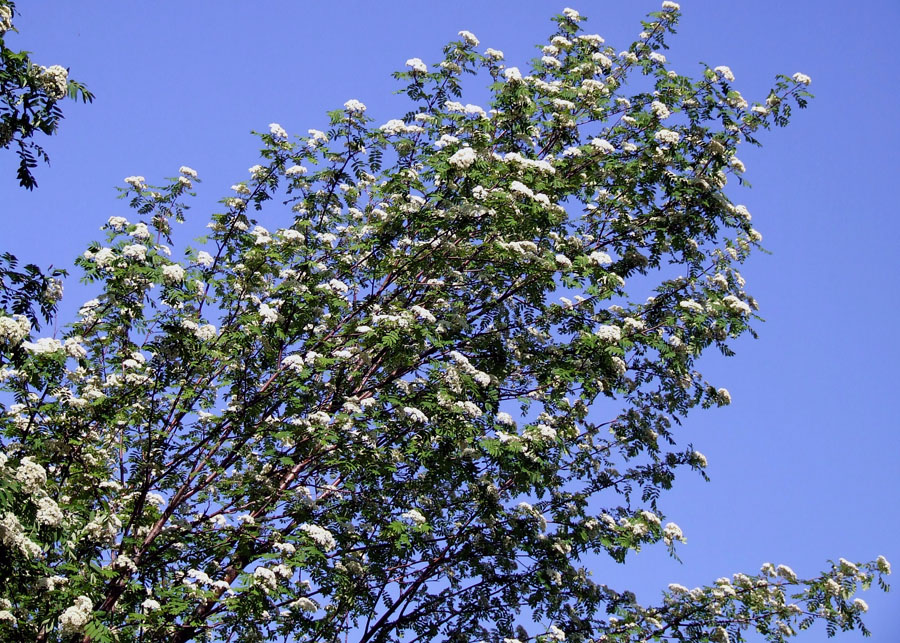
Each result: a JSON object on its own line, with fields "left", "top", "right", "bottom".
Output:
{"left": 2, "top": 1, "right": 898, "bottom": 640}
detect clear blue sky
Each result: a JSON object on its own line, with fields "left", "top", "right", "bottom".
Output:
{"left": 3, "top": 1, "right": 898, "bottom": 639}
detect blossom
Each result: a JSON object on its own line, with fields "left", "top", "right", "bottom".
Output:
{"left": 22, "top": 337, "right": 63, "bottom": 355}
{"left": 722, "top": 295, "right": 751, "bottom": 315}
{"left": 292, "top": 597, "right": 317, "bottom": 612}
{"left": 715, "top": 388, "right": 732, "bottom": 406}
{"left": 268, "top": 122, "right": 288, "bottom": 138}
{"left": 403, "top": 406, "right": 429, "bottom": 423}
{"left": 0, "top": 314, "right": 30, "bottom": 344}
{"left": 714, "top": 65, "right": 735, "bottom": 82}
{"left": 40, "top": 65, "right": 68, "bottom": 100}
{"left": 662, "top": 1, "right": 681, "bottom": 9}
{"left": 484, "top": 48, "right": 504, "bottom": 60}
{"left": 562, "top": 7, "right": 581, "bottom": 20}
{"left": 588, "top": 250, "right": 612, "bottom": 266}
{"left": 792, "top": 72, "right": 812, "bottom": 85}
{"left": 406, "top": 57, "right": 427, "bottom": 73}
{"left": 854, "top": 598, "right": 869, "bottom": 612}
{"left": 179, "top": 166, "right": 198, "bottom": 178}
{"left": 457, "top": 30, "right": 479, "bottom": 47}
{"left": 654, "top": 129, "right": 681, "bottom": 146}
{"left": 663, "top": 522, "right": 685, "bottom": 545}
{"left": 59, "top": 596, "right": 93, "bottom": 636}
{"left": 197, "top": 251, "right": 214, "bottom": 267}
{"left": 401, "top": 509, "right": 426, "bottom": 525}
{"left": 595, "top": 325, "right": 622, "bottom": 343}
{"left": 253, "top": 566, "right": 278, "bottom": 591}
{"left": 285, "top": 164, "right": 308, "bottom": 177}
{"left": 195, "top": 324, "right": 217, "bottom": 341}
{"left": 504, "top": 67, "right": 523, "bottom": 82}
{"left": 692, "top": 450, "right": 708, "bottom": 467}
{"left": 876, "top": 555, "right": 891, "bottom": 574}
{"left": 343, "top": 99, "right": 367, "bottom": 114}
{"left": 776, "top": 564, "right": 798, "bottom": 582}
{"left": 448, "top": 147, "right": 477, "bottom": 170}
{"left": 15, "top": 457, "right": 47, "bottom": 493}
{"left": 300, "top": 524, "right": 337, "bottom": 551}
{"left": 590, "top": 139, "right": 615, "bottom": 154}
{"left": 142, "top": 599, "right": 161, "bottom": 611}
{"left": 107, "top": 216, "right": 129, "bottom": 231}
{"left": 123, "top": 244, "right": 148, "bottom": 261}
{"left": 124, "top": 176, "right": 146, "bottom": 189}
{"left": 162, "top": 264, "right": 185, "bottom": 283}
{"left": 651, "top": 100, "right": 671, "bottom": 119}
{"left": 258, "top": 303, "right": 279, "bottom": 325}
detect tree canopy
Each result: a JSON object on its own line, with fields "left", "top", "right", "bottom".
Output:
{"left": 0, "top": 4, "right": 889, "bottom": 643}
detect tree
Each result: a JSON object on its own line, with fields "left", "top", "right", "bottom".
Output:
{"left": 0, "top": 4, "right": 889, "bottom": 642}
{"left": 0, "top": 0, "right": 92, "bottom": 334}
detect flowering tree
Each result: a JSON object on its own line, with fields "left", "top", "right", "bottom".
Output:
{"left": 0, "top": 4, "right": 889, "bottom": 643}
{"left": 0, "top": 0, "right": 90, "bottom": 338}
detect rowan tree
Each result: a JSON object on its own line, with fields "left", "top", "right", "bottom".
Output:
{"left": 0, "top": 4, "right": 889, "bottom": 642}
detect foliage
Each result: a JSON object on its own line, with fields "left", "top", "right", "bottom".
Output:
{"left": 0, "top": 0, "right": 93, "bottom": 190}
{"left": 0, "top": 4, "right": 888, "bottom": 643}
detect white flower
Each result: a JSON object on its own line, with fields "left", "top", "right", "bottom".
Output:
{"left": 722, "top": 295, "right": 751, "bottom": 316}
{"left": 715, "top": 388, "right": 732, "bottom": 406}
{"left": 457, "top": 30, "right": 479, "bottom": 47}
{"left": 595, "top": 325, "right": 621, "bottom": 343}
{"left": 588, "top": 250, "right": 612, "bottom": 266}
{"left": 448, "top": 147, "right": 477, "bottom": 170}
{"left": 792, "top": 72, "right": 812, "bottom": 85}
{"left": 562, "top": 7, "right": 581, "bottom": 20}
{"left": 343, "top": 99, "right": 367, "bottom": 114}
{"left": 300, "top": 524, "right": 337, "bottom": 551}
{"left": 504, "top": 67, "right": 523, "bottom": 82}
{"left": 876, "top": 555, "right": 891, "bottom": 574}
{"left": 179, "top": 166, "right": 198, "bottom": 178}
{"left": 35, "top": 496, "right": 63, "bottom": 526}
{"left": 123, "top": 244, "right": 148, "bottom": 261}
{"left": 124, "top": 176, "right": 146, "bottom": 189}
{"left": 59, "top": 596, "right": 93, "bottom": 636}
{"left": 40, "top": 65, "right": 68, "bottom": 100}
{"left": 590, "top": 139, "right": 615, "bottom": 154}
{"left": 662, "top": 1, "right": 681, "bottom": 10}
{"left": 141, "top": 599, "right": 161, "bottom": 611}
{"left": 654, "top": 129, "right": 681, "bottom": 146}
{"left": 776, "top": 564, "right": 798, "bottom": 582}
{"left": 401, "top": 509, "right": 426, "bottom": 525}
{"left": 15, "top": 457, "right": 47, "bottom": 493}
{"left": 651, "top": 100, "right": 671, "bottom": 119}
{"left": 692, "top": 450, "right": 708, "bottom": 467}
{"left": 509, "top": 181, "right": 534, "bottom": 198}
{"left": 107, "top": 216, "right": 129, "bottom": 231}
{"left": 406, "top": 57, "right": 427, "bottom": 73}
{"left": 258, "top": 303, "right": 279, "bottom": 325}
{"left": 195, "top": 324, "right": 217, "bottom": 341}
{"left": 663, "top": 522, "right": 685, "bottom": 545}
{"left": 854, "top": 598, "right": 869, "bottom": 612}
{"left": 22, "top": 337, "right": 63, "bottom": 355}
{"left": 484, "top": 48, "right": 504, "bottom": 60}
{"left": 714, "top": 65, "right": 735, "bottom": 82}
{"left": 161, "top": 264, "right": 185, "bottom": 284}
{"left": 253, "top": 566, "right": 278, "bottom": 591}
{"left": 292, "top": 597, "right": 317, "bottom": 612}
{"left": 269, "top": 123, "right": 288, "bottom": 138}
{"left": 197, "top": 251, "right": 214, "bottom": 267}
{"left": 546, "top": 625, "right": 566, "bottom": 641}
{"left": 403, "top": 406, "right": 429, "bottom": 423}
{"left": 496, "top": 412, "right": 516, "bottom": 426}
{"left": 285, "top": 164, "right": 308, "bottom": 177}
{"left": 0, "top": 314, "right": 30, "bottom": 344}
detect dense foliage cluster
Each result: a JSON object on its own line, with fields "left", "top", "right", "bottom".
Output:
{"left": 0, "top": 4, "right": 889, "bottom": 642}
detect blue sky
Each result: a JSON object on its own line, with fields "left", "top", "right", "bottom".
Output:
{"left": 3, "top": 1, "right": 898, "bottom": 639}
